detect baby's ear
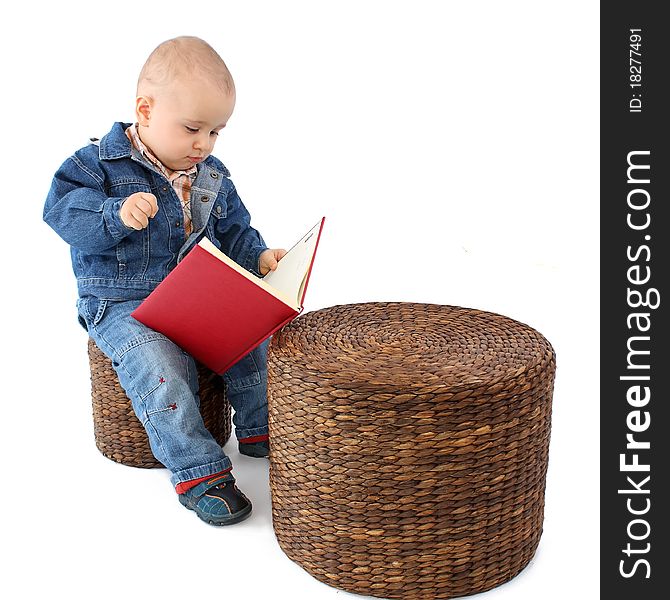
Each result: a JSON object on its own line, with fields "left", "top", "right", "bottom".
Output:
{"left": 135, "top": 95, "right": 153, "bottom": 125}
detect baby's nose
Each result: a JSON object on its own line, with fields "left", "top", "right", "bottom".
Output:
{"left": 193, "top": 133, "right": 210, "bottom": 150}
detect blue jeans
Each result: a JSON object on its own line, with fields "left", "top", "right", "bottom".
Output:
{"left": 77, "top": 297, "right": 269, "bottom": 489}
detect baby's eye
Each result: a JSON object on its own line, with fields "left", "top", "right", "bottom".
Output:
{"left": 210, "top": 131, "right": 219, "bottom": 137}
{"left": 185, "top": 126, "right": 199, "bottom": 133}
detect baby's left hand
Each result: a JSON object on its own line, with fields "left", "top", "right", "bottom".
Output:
{"left": 259, "top": 248, "right": 288, "bottom": 276}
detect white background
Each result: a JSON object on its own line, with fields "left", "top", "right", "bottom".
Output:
{"left": 1, "top": 1, "right": 599, "bottom": 598}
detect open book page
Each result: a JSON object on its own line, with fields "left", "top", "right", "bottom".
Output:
{"left": 262, "top": 219, "right": 322, "bottom": 307}
{"left": 198, "top": 237, "right": 298, "bottom": 310}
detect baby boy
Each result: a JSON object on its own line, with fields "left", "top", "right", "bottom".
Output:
{"left": 44, "top": 36, "right": 286, "bottom": 526}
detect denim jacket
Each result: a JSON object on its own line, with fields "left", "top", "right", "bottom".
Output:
{"left": 44, "top": 121, "right": 268, "bottom": 301}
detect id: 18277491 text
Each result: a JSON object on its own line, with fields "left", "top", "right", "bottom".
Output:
{"left": 629, "top": 29, "right": 642, "bottom": 113}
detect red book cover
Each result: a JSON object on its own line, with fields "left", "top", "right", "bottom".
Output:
{"left": 131, "top": 218, "right": 324, "bottom": 374}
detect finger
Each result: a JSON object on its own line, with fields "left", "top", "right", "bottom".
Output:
{"left": 260, "top": 255, "right": 275, "bottom": 272}
{"left": 145, "top": 193, "right": 159, "bottom": 217}
{"left": 130, "top": 207, "right": 149, "bottom": 228}
{"left": 135, "top": 193, "right": 158, "bottom": 217}
{"left": 137, "top": 197, "right": 156, "bottom": 218}
{"left": 126, "top": 214, "right": 145, "bottom": 230}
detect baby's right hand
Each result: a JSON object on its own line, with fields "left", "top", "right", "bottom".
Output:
{"left": 120, "top": 192, "right": 159, "bottom": 230}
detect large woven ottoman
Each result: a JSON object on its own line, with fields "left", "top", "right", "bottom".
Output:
{"left": 268, "top": 302, "right": 555, "bottom": 599}
{"left": 87, "top": 339, "right": 232, "bottom": 468}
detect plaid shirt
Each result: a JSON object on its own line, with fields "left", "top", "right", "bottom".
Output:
{"left": 125, "top": 123, "right": 197, "bottom": 235}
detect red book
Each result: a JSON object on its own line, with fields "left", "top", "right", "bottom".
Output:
{"left": 131, "top": 217, "right": 325, "bottom": 374}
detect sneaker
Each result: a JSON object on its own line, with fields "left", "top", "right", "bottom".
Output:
{"left": 238, "top": 439, "right": 269, "bottom": 458}
{"left": 178, "top": 472, "right": 252, "bottom": 526}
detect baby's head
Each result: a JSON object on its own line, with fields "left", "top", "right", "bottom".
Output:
{"left": 134, "top": 36, "right": 235, "bottom": 171}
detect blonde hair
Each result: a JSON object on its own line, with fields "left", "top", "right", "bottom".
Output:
{"left": 137, "top": 36, "right": 234, "bottom": 97}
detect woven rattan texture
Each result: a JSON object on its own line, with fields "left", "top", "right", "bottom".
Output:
{"left": 88, "top": 338, "right": 232, "bottom": 468}
{"left": 268, "top": 302, "right": 555, "bottom": 599}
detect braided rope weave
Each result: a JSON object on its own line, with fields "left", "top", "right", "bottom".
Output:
{"left": 87, "top": 338, "right": 232, "bottom": 468}
{"left": 268, "top": 302, "right": 555, "bottom": 599}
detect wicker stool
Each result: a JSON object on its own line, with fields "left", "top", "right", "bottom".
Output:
{"left": 87, "top": 338, "right": 232, "bottom": 468}
{"left": 268, "top": 302, "right": 555, "bottom": 599}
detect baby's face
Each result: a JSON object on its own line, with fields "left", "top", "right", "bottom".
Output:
{"left": 137, "top": 78, "right": 235, "bottom": 171}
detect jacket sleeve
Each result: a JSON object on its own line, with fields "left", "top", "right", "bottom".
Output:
{"left": 43, "top": 153, "right": 134, "bottom": 253}
{"left": 216, "top": 183, "right": 268, "bottom": 277}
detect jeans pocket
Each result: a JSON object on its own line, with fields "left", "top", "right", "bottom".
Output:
{"left": 92, "top": 298, "right": 109, "bottom": 325}
{"left": 76, "top": 298, "right": 89, "bottom": 332}
{"left": 77, "top": 297, "right": 110, "bottom": 331}
{"left": 223, "top": 347, "right": 262, "bottom": 391}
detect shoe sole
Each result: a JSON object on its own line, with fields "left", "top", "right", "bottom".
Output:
{"left": 238, "top": 445, "right": 270, "bottom": 459}
{"left": 239, "top": 450, "right": 270, "bottom": 459}
{"left": 179, "top": 495, "right": 253, "bottom": 526}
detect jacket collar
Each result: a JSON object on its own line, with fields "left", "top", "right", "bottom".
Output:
{"left": 99, "top": 122, "right": 134, "bottom": 160}
{"left": 98, "top": 122, "right": 230, "bottom": 177}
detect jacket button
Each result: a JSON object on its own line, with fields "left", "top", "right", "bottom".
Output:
{"left": 162, "top": 186, "right": 168, "bottom": 192}
{"left": 210, "top": 172, "right": 219, "bottom": 179}
{"left": 175, "top": 221, "right": 181, "bottom": 227}
{"left": 216, "top": 205, "right": 222, "bottom": 214}
{"left": 200, "top": 196, "right": 209, "bottom": 202}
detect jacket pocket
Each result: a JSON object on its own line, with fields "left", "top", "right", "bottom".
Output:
{"left": 204, "top": 200, "right": 228, "bottom": 239}
{"left": 107, "top": 181, "right": 153, "bottom": 279}
{"left": 106, "top": 180, "right": 153, "bottom": 198}
{"left": 211, "top": 201, "right": 227, "bottom": 219}
{"left": 115, "top": 222, "right": 152, "bottom": 279}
